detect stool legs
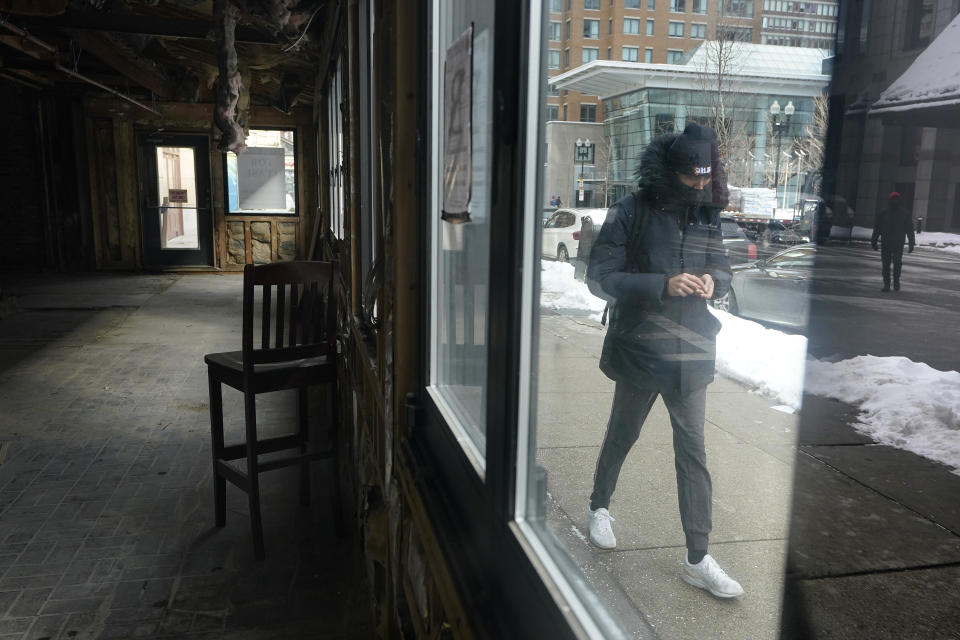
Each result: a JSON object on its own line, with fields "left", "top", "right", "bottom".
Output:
{"left": 208, "top": 372, "right": 226, "bottom": 528}
{"left": 244, "top": 391, "right": 266, "bottom": 560}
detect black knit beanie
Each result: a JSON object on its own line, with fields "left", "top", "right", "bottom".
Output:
{"left": 668, "top": 123, "right": 715, "bottom": 177}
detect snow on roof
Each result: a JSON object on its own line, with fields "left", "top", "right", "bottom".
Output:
{"left": 683, "top": 42, "right": 831, "bottom": 79}
{"left": 549, "top": 42, "right": 830, "bottom": 98}
{"left": 872, "top": 13, "right": 960, "bottom": 113}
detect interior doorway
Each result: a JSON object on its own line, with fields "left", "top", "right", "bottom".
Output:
{"left": 138, "top": 133, "right": 213, "bottom": 266}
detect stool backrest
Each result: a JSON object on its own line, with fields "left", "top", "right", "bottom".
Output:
{"left": 241, "top": 261, "right": 339, "bottom": 369}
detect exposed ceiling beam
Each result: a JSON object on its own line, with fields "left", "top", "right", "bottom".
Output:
{"left": 68, "top": 31, "right": 175, "bottom": 99}
{"left": 16, "top": 13, "right": 279, "bottom": 45}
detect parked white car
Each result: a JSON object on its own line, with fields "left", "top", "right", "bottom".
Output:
{"left": 542, "top": 208, "right": 608, "bottom": 261}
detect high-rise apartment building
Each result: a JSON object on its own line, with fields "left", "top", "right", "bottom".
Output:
{"left": 546, "top": 0, "right": 834, "bottom": 123}
{"left": 546, "top": 0, "right": 761, "bottom": 123}
{"left": 760, "top": 0, "right": 839, "bottom": 48}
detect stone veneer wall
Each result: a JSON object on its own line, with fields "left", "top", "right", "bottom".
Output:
{"left": 223, "top": 220, "right": 298, "bottom": 266}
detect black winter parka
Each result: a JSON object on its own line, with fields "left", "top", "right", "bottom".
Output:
{"left": 586, "top": 133, "right": 732, "bottom": 394}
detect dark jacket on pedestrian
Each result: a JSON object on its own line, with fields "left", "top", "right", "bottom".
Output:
{"left": 586, "top": 125, "right": 732, "bottom": 394}
{"left": 871, "top": 199, "right": 916, "bottom": 251}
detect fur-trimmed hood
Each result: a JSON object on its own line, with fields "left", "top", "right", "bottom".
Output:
{"left": 635, "top": 127, "right": 730, "bottom": 215}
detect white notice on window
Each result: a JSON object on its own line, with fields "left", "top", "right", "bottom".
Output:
{"left": 238, "top": 147, "right": 286, "bottom": 210}
{"left": 441, "top": 25, "right": 473, "bottom": 223}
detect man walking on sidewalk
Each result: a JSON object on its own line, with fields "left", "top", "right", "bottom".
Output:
{"left": 584, "top": 124, "right": 743, "bottom": 599}
{"left": 871, "top": 192, "right": 916, "bottom": 291}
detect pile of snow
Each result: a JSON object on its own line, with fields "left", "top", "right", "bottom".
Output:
{"left": 915, "top": 231, "right": 960, "bottom": 255}
{"left": 805, "top": 355, "right": 960, "bottom": 474}
{"left": 540, "top": 261, "right": 607, "bottom": 321}
{"left": 709, "top": 307, "right": 807, "bottom": 410}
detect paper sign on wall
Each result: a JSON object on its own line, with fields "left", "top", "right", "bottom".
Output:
{"left": 238, "top": 147, "right": 286, "bottom": 210}
{"left": 441, "top": 25, "right": 473, "bottom": 223}
{"left": 168, "top": 189, "right": 188, "bottom": 203}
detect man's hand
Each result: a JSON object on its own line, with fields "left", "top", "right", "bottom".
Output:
{"left": 667, "top": 273, "right": 707, "bottom": 297}
{"left": 699, "top": 273, "right": 715, "bottom": 299}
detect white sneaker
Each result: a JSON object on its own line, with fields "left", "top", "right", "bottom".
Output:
{"left": 588, "top": 507, "right": 617, "bottom": 549}
{"left": 681, "top": 553, "right": 744, "bottom": 598}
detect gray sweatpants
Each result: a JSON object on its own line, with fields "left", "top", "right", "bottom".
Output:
{"left": 589, "top": 382, "right": 712, "bottom": 553}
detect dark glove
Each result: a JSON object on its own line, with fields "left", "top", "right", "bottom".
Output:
{"left": 871, "top": 243, "right": 878, "bottom": 251}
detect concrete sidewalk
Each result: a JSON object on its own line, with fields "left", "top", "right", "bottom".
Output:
{"left": 537, "top": 311, "right": 960, "bottom": 639}
{"left": 538, "top": 312, "right": 798, "bottom": 639}
{"left": 0, "top": 272, "right": 371, "bottom": 640}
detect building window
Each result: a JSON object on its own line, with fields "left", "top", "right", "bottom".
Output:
{"left": 666, "top": 48, "right": 684, "bottom": 63}
{"left": 645, "top": 47, "right": 654, "bottom": 61}
{"left": 546, "top": 104, "right": 559, "bottom": 121}
{"left": 905, "top": 0, "right": 934, "bottom": 50}
{"left": 648, "top": 0, "right": 656, "bottom": 8}
{"left": 580, "top": 103, "right": 598, "bottom": 122}
{"left": 228, "top": 128, "right": 297, "bottom": 216}
{"left": 550, "top": 0, "right": 562, "bottom": 11}
{"left": 609, "top": 17, "right": 613, "bottom": 34}
{"left": 669, "top": 21, "right": 685, "bottom": 36}
{"left": 719, "top": 0, "right": 754, "bottom": 17}
{"left": 548, "top": 49, "right": 561, "bottom": 68}
{"left": 607, "top": 46, "right": 612, "bottom": 58}
{"left": 562, "top": 104, "right": 568, "bottom": 120}
{"left": 624, "top": 17, "right": 642, "bottom": 33}
{"left": 564, "top": 48, "right": 570, "bottom": 67}
{"left": 692, "top": 0, "right": 708, "bottom": 13}
{"left": 582, "top": 47, "right": 599, "bottom": 62}
{"left": 549, "top": 21, "right": 561, "bottom": 41}
{"left": 622, "top": 45, "right": 640, "bottom": 61}
{"left": 690, "top": 22, "right": 707, "bottom": 38}
{"left": 584, "top": 18, "right": 600, "bottom": 38}
{"left": 547, "top": 83, "right": 560, "bottom": 96}
{"left": 719, "top": 24, "right": 753, "bottom": 40}
{"left": 585, "top": 0, "right": 600, "bottom": 8}
{"left": 647, "top": 18, "right": 655, "bottom": 34}
{"left": 670, "top": 0, "right": 686, "bottom": 11}
{"left": 565, "top": 19, "right": 571, "bottom": 40}
{"left": 626, "top": 0, "right": 642, "bottom": 7}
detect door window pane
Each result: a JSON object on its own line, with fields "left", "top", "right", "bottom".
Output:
{"left": 429, "top": 1, "right": 496, "bottom": 467}
{"left": 156, "top": 147, "right": 198, "bottom": 249}
{"left": 226, "top": 129, "right": 297, "bottom": 215}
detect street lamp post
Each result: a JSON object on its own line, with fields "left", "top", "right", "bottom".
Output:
{"left": 575, "top": 137, "right": 593, "bottom": 204}
{"left": 769, "top": 100, "right": 794, "bottom": 216}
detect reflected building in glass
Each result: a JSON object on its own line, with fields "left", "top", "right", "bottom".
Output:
{"left": 549, "top": 42, "right": 830, "bottom": 207}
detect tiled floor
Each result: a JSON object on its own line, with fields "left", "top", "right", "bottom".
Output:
{"left": 0, "top": 273, "right": 372, "bottom": 639}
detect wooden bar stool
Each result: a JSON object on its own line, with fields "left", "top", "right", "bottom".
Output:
{"left": 205, "top": 260, "right": 342, "bottom": 559}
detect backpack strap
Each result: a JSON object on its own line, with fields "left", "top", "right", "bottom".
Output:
{"left": 601, "top": 190, "right": 649, "bottom": 326}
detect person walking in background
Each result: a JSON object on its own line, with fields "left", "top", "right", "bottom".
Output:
{"left": 871, "top": 192, "right": 916, "bottom": 291}
{"left": 585, "top": 123, "right": 743, "bottom": 599}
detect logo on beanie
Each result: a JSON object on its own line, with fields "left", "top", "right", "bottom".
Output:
{"left": 693, "top": 166, "right": 712, "bottom": 176}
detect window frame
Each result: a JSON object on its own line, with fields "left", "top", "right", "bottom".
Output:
{"left": 646, "top": 18, "right": 656, "bottom": 35}
{"left": 581, "top": 46, "right": 599, "bottom": 63}
{"left": 583, "top": 18, "right": 600, "bottom": 38}
{"left": 414, "top": 0, "right": 637, "bottom": 638}
{"left": 224, "top": 127, "right": 299, "bottom": 218}
{"left": 622, "top": 45, "right": 640, "bottom": 61}
{"left": 579, "top": 102, "right": 598, "bottom": 122}
{"left": 624, "top": 17, "right": 641, "bottom": 34}
{"left": 669, "top": 20, "right": 685, "bottom": 36}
